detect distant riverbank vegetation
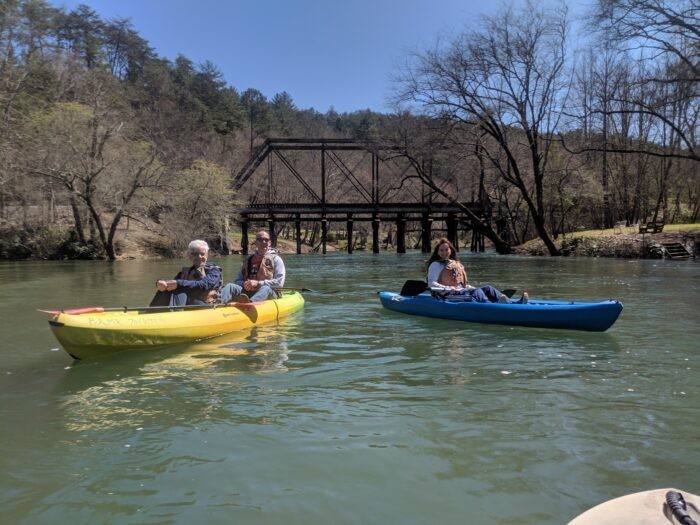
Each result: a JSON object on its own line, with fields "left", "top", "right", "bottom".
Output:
{"left": 0, "top": 0, "right": 697, "bottom": 260}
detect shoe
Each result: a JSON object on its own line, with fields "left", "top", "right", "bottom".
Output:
{"left": 234, "top": 293, "right": 251, "bottom": 303}
{"left": 498, "top": 294, "right": 508, "bottom": 303}
{"left": 519, "top": 292, "right": 529, "bottom": 304}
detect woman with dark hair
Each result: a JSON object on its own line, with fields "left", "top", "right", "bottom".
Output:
{"left": 426, "top": 238, "right": 528, "bottom": 303}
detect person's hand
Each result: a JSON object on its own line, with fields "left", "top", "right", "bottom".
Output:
{"left": 157, "top": 280, "right": 177, "bottom": 291}
{"left": 243, "top": 279, "right": 258, "bottom": 291}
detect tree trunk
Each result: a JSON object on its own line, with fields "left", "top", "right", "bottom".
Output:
{"left": 69, "top": 195, "right": 87, "bottom": 244}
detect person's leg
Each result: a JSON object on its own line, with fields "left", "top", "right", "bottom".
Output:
{"left": 219, "top": 283, "right": 243, "bottom": 303}
{"left": 250, "top": 284, "right": 276, "bottom": 302}
{"left": 477, "top": 285, "right": 505, "bottom": 303}
{"left": 169, "top": 291, "right": 188, "bottom": 307}
{"left": 149, "top": 291, "right": 171, "bottom": 307}
{"left": 469, "top": 288, "right": 491, "bottom": 302}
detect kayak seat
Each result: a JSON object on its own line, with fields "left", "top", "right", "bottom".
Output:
{"left": 431, "top": 290, "right": 473, "bottom": 302}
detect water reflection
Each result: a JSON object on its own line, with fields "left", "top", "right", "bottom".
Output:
{"left": 56, "top": 318, "right": 301, "bottom": 433}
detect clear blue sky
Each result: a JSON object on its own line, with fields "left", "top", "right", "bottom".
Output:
{"left": 49, "top": 0, "right": 590, "bottom": 114}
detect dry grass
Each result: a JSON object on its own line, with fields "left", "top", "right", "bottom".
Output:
{"left": 515, "top": 223, "right": 699, "bottom": 257}
{"left": 565, "top": 222, "right": 700, "bottom": 238}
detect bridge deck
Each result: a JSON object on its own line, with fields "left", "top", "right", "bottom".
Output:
{"left": 240, "top": 202, "right": 483, "bottom": 220}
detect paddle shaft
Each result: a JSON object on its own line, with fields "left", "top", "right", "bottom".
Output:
{"left": 40, "top": 289, "right": 316, "bottom": 316}
{"left": 40, "top": 302, "right": 250, "bottom": 315}
{"left": 279, "top": 287, "right": 338, "bottom": 294}
{"left": 399, "top": 280, "right": 515, "bottom": 298}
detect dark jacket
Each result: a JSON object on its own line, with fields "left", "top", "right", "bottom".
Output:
{"left": 175, "top": 262, "right": 222, "bottom": 303}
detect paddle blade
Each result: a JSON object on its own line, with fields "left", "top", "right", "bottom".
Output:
{"left": 400, "top": 280, "right": 428, "bottom": 296}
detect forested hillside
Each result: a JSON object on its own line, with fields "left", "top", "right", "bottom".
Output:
{"left": 0, "top": 0, "right": 697, "bottom": 259}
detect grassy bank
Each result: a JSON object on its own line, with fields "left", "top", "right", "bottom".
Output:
{"left": 515, "top": 223, "right": 700, "bottom": 258}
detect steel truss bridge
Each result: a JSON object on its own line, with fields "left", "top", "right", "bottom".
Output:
{"left": 233, "top": 138, "right": 485, "bottom": 254}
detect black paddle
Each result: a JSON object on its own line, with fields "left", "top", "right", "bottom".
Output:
{"left": 399, "top": 280, "right": 429, "bottom": 296}
{"left": 399, "top": 280, "right": 516, "bottom": 298}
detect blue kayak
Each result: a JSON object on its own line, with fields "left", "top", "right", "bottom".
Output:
{"left": 378, "top": 291, "right": 623, "bottom": 331}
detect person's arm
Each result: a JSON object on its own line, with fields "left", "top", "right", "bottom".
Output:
{"left": 234, "top": 264, "right": 245, "bottom": 286}
{"left": 260, "top": 256, "right": 285, "bottom": 288}
{"left": 176, "top": 265, "right": 221, "bottom": 290}
{"left": 155, "top": 268, "right": 185, "bottom": 292}
{"left": 427, "top": 261, "right": 448, "bottom": 289}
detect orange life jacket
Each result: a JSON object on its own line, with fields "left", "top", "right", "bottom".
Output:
{"left": 439, "top": 260, "right": 468, "bottom": 287}
{"left": 243, "top": 253, "right": 277, "bottom": 284}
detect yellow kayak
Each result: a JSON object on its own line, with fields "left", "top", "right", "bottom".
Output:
{"left": 46, "top": 291, "right": 304, "bottom": 360}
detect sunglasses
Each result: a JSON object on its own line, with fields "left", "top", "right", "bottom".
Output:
{"left": 256, "top": 237, "right": 270, "bottom": 242}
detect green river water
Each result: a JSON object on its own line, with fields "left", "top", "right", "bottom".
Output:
{"left": 1, "top": 252, "right": 698, "bottom": 524}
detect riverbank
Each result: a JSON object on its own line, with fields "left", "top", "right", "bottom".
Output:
{"left": 1, "top": 219, "right": 698, "bottom": 260}
{"left": 513, "top": 225, "right": 699, "bottom": 258}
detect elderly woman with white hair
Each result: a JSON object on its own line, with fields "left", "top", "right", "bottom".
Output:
{"left": 150, "top": 239, "right": 222, "bottom": 307}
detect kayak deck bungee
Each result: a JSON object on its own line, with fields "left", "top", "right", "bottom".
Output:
{"left": 46, "top": 291, "right": 304, "bottom": 359}
{"left": 378, "top": 291, "right": 622, "bottom": 331}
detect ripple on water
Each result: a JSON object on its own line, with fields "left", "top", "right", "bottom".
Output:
{"left": 3, "top": 254, "right": 700, "bottom": 525}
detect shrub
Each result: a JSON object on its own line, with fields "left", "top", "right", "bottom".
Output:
{"left": 0, "top": 225, "right": 103, "bottom": 260}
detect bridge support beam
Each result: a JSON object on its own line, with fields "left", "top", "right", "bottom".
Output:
{"left": 321, "top": 218, "right": 328, "bottom": 254}
{"left": 470, "top": 220, "right": 484, "bottom": 252}
{"left": 268, "top": 217, "right": 276, "bottom": 246}
{"left": 421, "top": 213, "right": 433, "bottom": 253}
{"left": 347, "top": 214, "right": 354, "bottom": 254}
{"left": 372, "top": 214, "right": 380, "bottom": 254}
{"left": 447, "top": 213, "right": 458, "bottom": 251}
{"left": 241, "top": 220, "right": 249, "bottom": 255}
{"left": 295, "top": 215, "right": 302, "bottom": 254}
{"left": 396, "top": 213, "right": 406, "bottom": 253}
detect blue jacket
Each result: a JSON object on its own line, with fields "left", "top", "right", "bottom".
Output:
{"left": 175, "top": 262, "right": 222, "bottom": 302}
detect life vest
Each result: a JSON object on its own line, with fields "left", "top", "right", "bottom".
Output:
{"left": 438, "top": 260, "right": 468, "bottom": 287}
{"left": 178, "top": 262, "right": 222, "bottom": 303}
{"left": 243, "top": 252, "right": 278, "bottom": 284}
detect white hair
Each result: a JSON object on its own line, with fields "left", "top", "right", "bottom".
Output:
{"left": 188, "top": 239, "right": 209, "bottom": 253}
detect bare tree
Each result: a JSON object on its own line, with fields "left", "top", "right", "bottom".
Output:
{"left": 395, "top": 0, "right": 571, "bottom": 255}
{"left": 23, "top": 71, "right": 164, "bottom": 260}
{"left": 589, "top": 0, "right": 699, "bottom": 161}
{"left": 376, "top": 112, "right": 514, "bottom": 253}
{"left": 595, "top": 0, "right": 699, "bottom": 82}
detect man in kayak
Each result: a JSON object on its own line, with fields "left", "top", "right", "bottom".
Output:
{"left": 150, "top": 239, "right": 223, "bottom": 306}
{"left": 426, "top": 238, "right": 528, "bottom": 303}
{"left": 219, "top": 230, "right": 286, "bottom": 303}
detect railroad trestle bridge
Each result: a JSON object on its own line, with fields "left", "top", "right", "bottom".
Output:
{"left": 233, "top": 138, "right": 486, "bottom": 254}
